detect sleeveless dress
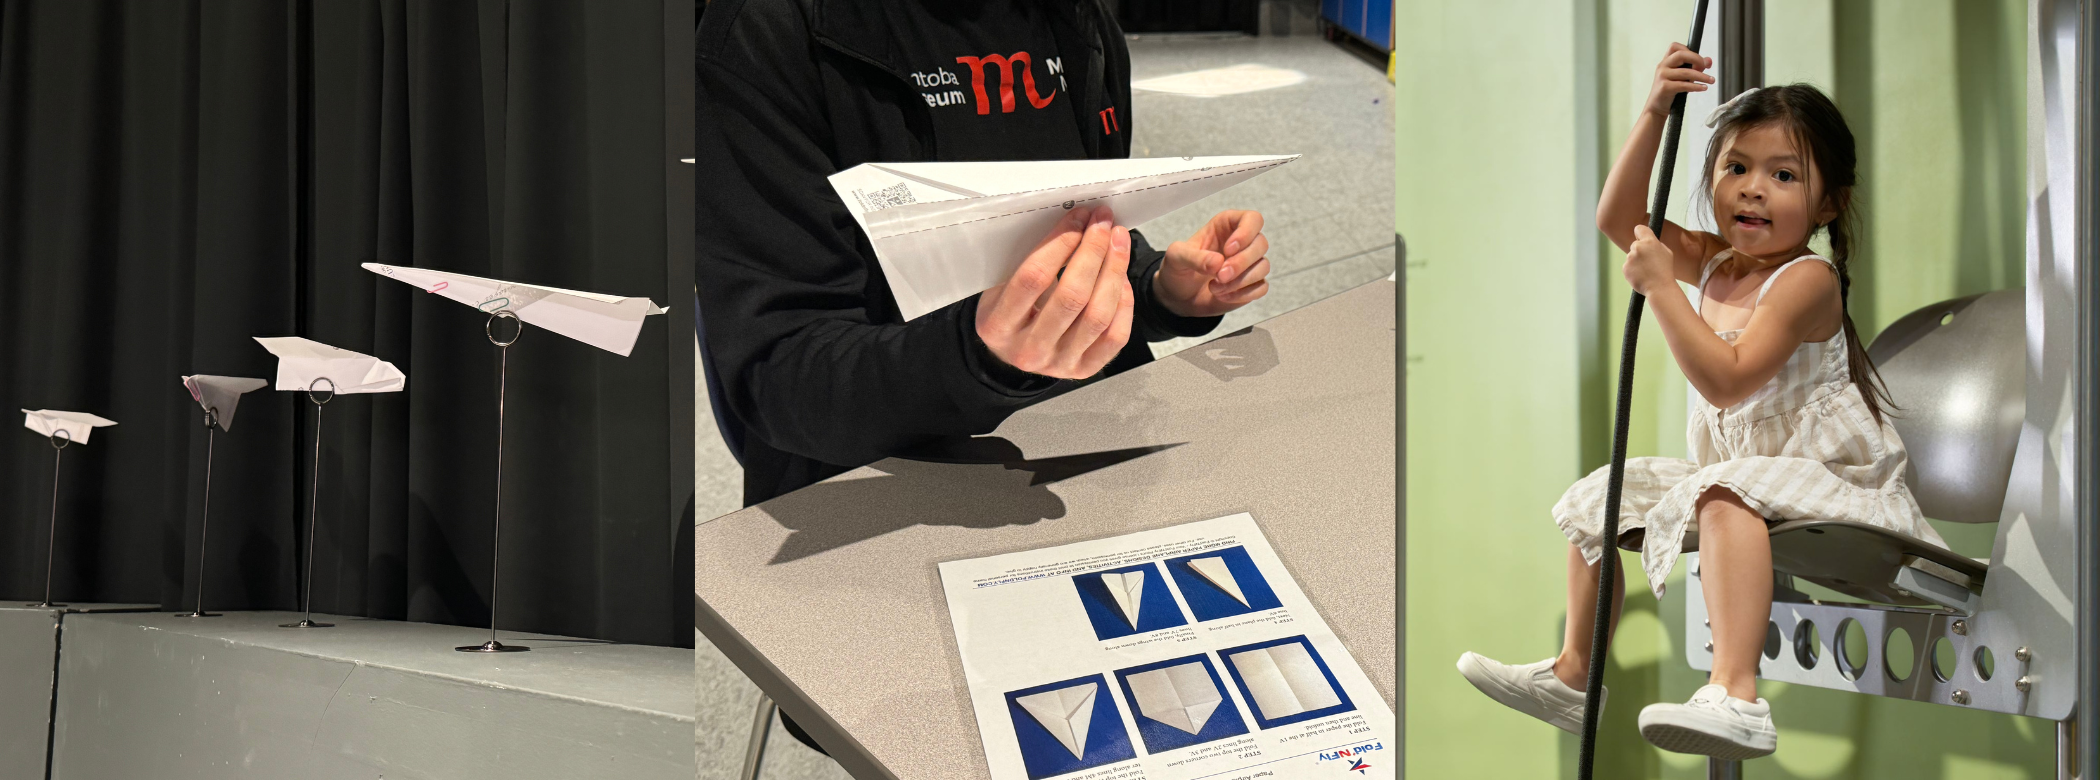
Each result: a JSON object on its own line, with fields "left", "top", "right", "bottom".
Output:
{"left": 1553, "top": 251, "right": 1948, "bottom": 598}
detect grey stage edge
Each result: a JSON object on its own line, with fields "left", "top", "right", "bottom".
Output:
{"left": 694, "top": 280, "right": 1398, "bottom": 780}
{"left": 0, "top": 603, "right": 156, "bottom": 780}
{"left": 47, "top": 611, "right": 694, "bottom": 780}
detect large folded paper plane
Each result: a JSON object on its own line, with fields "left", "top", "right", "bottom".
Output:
{"left": 1127, "top": 662, "right": 1224, "bottom": 734}
{"left": 362, "top": 264, "right": 667, "bottom": 357}
{"left": 1100, "top": 571, "right": 1146, "bottom": 628}
{"left": 1226, "top": 643, "right": 1342, "bottom": 719}
{"left": 182, "top": 375, "right": 268, "bottom": 432}
{"left": 21, "top": 410, "right": 116, "bottom": 444}
{"left": 829, "top": 155, "right": 1298, "bottom": 321}
{"left": 1016, "top": 682, "right": 1098, "bottom": 760}
{"left": 253, "top": 338, "right": 406, "bottom": 394}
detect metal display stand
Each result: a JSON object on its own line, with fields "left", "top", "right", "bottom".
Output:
{"left": 179, "top": 409, "right": 223, "bottom": 618}
{"left": 282, "top": 379, "right": 336, "bottom": 629}
{"left": 458, "top": 310, "right": 527, "bottom": 653}
{"left": 26, "top": 430, "right": 71, "bottom": 609}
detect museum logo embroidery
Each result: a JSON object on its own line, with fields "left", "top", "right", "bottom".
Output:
{"left": 940, "top": 52, "right": 1057, "bottom": 114}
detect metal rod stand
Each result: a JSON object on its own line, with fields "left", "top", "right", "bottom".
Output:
{"left": 1708, "top": 758, "right": 1743, "bottom": 779}
{"left": 26, "top": 430, "right": 71, "bottom": 608}
{"left": 283, "top": 379, "right": 335, "bottom": 629}
{"left": 181, "top": 411, "right": 222, "bottom": 617}
{"left": 460, "top": 311, "right": 527, "bottom": 653}
{"left": 740, "top": 694, "right": 777, "bottom": 780}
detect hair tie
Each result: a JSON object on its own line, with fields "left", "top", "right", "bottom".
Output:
{"left": 1704, "top": 86, "right": 1762, "bottom": 128}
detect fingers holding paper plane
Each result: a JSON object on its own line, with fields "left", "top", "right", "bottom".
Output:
{"left": 975, "top": 206, "right": 1136, "bottom": 380}
{"left": 1159, "top": 209, "right": 1273, "bottom": 317}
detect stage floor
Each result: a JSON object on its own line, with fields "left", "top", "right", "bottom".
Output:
{"left": 45, "top": 611, "right": 692, "bottom": 780}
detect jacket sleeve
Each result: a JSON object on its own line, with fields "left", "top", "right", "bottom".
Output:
{"left": 694, "top": 1, "right": 1053, "bottom": 469}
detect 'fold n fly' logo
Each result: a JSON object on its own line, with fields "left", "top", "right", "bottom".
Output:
{"left": 1317, "top": 742, "right": 1383, "bottom": 774}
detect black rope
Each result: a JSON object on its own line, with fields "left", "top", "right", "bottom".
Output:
{"left": 1576, "top": 2, "right": 1708, "bottom": 777}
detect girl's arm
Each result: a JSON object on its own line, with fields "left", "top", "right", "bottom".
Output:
{"left": 1597, "top": 43, "right": 1722, "bottom": 287}
{"left": 1626, "top": 227, "right": 1842, "bottom": 407}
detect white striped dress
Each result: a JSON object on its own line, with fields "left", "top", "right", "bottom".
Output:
{"left": 1554, "top": 251, "right": 1947, "bottom": 598}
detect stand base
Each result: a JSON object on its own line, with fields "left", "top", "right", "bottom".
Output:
{"left": 177, "top": 611, "right": 221, "bottom": 618}
{"left": 278, "top": 620, "right": 334, "bottom": 628}
{"left": 24, "top": 602, "right": 64, "bottom": 609}
{"left": 456, "top": 640, "right": 529, "bottom": 653}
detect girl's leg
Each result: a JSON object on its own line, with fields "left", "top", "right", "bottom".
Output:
{"left": 1696, "top": 485, "right": 1773, "bottom": 701}
{"left": 1554, "top": 542, "right": 1625, "bottom": 690}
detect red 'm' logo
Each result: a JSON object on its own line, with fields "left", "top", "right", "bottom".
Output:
{"left": 954, "top": 53, "right": 1057, "bottom": 115}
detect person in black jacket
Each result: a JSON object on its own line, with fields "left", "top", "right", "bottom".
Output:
{"left": 696, "top": 0, "right": 1276, "bottom": 500}
{"left": 694, "top": 0, "right": 1276, "bottom": 759}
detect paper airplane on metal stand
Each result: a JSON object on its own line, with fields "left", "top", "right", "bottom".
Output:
{"left": 362, "top": 263, "right": 667, "bottom": 357}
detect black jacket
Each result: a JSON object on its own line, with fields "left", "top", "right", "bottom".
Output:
{"left": 694, "top": 0, "right": 1221, "bottom": 504}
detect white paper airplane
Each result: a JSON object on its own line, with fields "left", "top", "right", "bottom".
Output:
{"left": 829, "top": 155, "right": 1298, "bottom": 321}
{"left": 253, "top": 338, "right": 406, "bottom": 394}
{"left": 1187, "top": 557, "right": 1251, "bottom": 607}
{"left": 1101, "top": 571, "right": 1146, "bottom": 628}
{"left": 1016, "top": 682, "right": 1098, "bottom": 759}
{"left": 362, "top": 264, "right": 667, "bottom": 357}
{"left": 21, "top": 410, "right": 116, "bottom": 444}
{"left": 1226, "top": 643, "right": 1342, "bottom": 719}
{"left": 181, "top": 376, "right": 268, "bottom": 432}
{"left": 1127, "top": 662, "right": 1224, "bottom": 735}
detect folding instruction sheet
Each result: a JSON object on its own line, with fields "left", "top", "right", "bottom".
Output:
{"left": 939, "top": 513, "right": 1393, "bottom": 780}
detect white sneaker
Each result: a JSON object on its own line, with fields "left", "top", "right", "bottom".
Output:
{"left": 1638, "top": 684, "right": 1778, "bottom": 760}
{"left": 1455, "top": 652, "right": 1607, "bottom": 734}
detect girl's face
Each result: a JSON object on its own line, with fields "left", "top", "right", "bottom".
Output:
{"left": 1710, "top": 122, "right": 1836, "bottom": 260}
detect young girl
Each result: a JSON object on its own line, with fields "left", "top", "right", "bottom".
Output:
{"left": 1455, "top": 44, "right": 1947, "bottom": 760}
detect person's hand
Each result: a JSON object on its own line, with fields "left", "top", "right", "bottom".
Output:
{"left": 976, "top": 206, "right": 1134, "bottom": 380}
{"left": 1156, "top": 209, "right": 1269, "bottom": 318}
{"left": 1624, "top": 224, "right": 1676, "bottom": 296}
{"left": 1646, "top": 42, "right": 1713, "bottom": 118}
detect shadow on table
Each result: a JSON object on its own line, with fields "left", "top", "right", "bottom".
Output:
{"left": 1177, "top": 326, "right": 1278, "bottom": 381}
{"left": 762, "top": 437, "right": 1181, "bottom": 564}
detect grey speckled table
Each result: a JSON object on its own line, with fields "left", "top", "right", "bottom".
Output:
{"left": 695, "top": 280, "right": 1397, "bottom": 780}
{"left": 0, "top": 603, "right": 157, "bottom": 780}
{"left": 47, "top": 610, "right": 694, "bottom": 780}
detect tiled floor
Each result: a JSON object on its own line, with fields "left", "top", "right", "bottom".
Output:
{"left": 693, "top": 32, "right": 1393, "bottom": 780}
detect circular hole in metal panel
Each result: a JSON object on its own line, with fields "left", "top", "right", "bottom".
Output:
{"left": 1836, "top": 618, "right": 1868, "bottom": 681}
{"left": 1885, "top": 626, "right": 1916, "bottom": 682}
{"left": 1763, "top": 621, "right": 1782, "bottom": 660}
{"left": 1793, "top": 620, "right": 1821, "bottom": 669}
{"left": 1931, "top": 637, "right": 1956, "bottom": 683}
{"left": 1974, "top": 646, "right": 1995, "bottom": 681}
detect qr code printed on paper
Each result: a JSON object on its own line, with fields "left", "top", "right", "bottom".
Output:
{"left": 854, "top": 182, "right": 917, "bottom": 212}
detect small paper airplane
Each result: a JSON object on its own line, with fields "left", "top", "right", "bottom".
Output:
{"left": 362, "top": 264, "right": 667, "bottom": 357}
{"left": 181, "top": 376, "right": 268, "bottom": 432}
{"left": 1187, "top": 557, "right": 1251, "bottom": 607}
{"left": 1016, "top": 682, "right": 1099, "bottom": 759}
{"left": 1101, "top": 571, "right": 1146, "bottom": 628}
{"left": 21, "top": 410, "right": 116, "bottom": 444}
{"left": 1226, "top": 642, "right": 1342, "bottom": 719}
{"left": 1127, "top": 662, "right": 1224, "bottom": 734}
{"left": 253, "top": 338, "right": 406, "bottom": 394}
{"left": 829, "top": 155, "right": 1298, "bottom": 321}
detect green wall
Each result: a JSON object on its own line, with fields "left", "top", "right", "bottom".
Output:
{"left": 1399, "top": 0, "right": 2042, "bottom": 777}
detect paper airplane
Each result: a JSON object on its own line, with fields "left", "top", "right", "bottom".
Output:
{"left": 253, "top": 338, "right": 406, "bottom": 394}
{"left": 829, "top": 155, "right": 1298, "bottom": 321}
{"left": 1101, "top": 571, "right": 1146, "bottom": 628}
{"left": 1226, "top": 643, "right": 1342, "bottom": 719}
{"left": 1016, "top": 682, "right": 1098, "bottom": 759}
{"left": 181, "top": 376, "right": 268, "bottom": 432}
{"left": 21, "top": 410, "right": 116, "bottom": 444}
{"left": 1187, "top": 557, "right": 1251, "bottom": 607}
{"left": 1127, "top": 662, "right": 1224, "bottom": 735}
{"left": 362, "top": 264, "right": 667, "bottom": 357}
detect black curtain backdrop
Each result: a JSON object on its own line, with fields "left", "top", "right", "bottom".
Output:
{"left": 0, "top": 0, "right": 697, "bottom": 647}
